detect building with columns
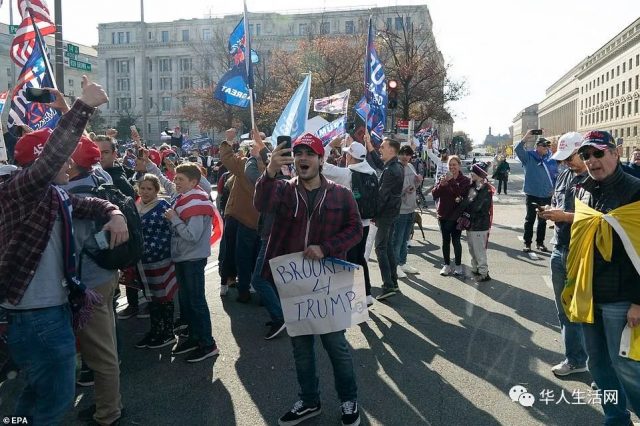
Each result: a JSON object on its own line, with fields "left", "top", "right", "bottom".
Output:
{"left": 95, "top": 5, "right": 440, "bottom": 141}
{"left": 518, "top": 17, "right": 640, "bottom": 161}
{"left": 512, "top": 103, "right": 538, "bottom": 143}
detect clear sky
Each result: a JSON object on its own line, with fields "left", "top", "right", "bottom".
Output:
{"left": 2, "top": 0, "right": 639, "bottom": 143}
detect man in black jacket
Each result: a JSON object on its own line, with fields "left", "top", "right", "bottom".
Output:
{"left": 364, "top": 134, "right": 403, "bottom": 300}
{"left": 574, "top": 130, "right": 640, "bottom": 425}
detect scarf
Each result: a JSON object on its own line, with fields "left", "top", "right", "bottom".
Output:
{"left": 172, "top": 186, "right": 223, "bottom": 245}
{"left": 53, "top": 186, "right": 102, "bottom": 330}
{"left": 561, "top": 199, "right": 640, "bottom": 358}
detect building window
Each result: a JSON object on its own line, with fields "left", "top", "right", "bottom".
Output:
{"left": 606, "top": 71, "right": 609, "bottom": 81}
{"left": 636, "top": 99, "right": 639, "bottom": 114}
{"left": 581, "top": 100, "right": 583, "bottom": 109}
{"left": 68, "top": 79, "right": 74, "bottom": 87}
{"left": 202, "top": 29, "right": 212, "bottom": 40}
{"left": 622, "top": 104, "right": 625, "bottom": 117}
{"left": 203, "top": 57, "right": 213, "bottom": 70}
{"left": 636, "top": 75, "right": 639, "bottom": 90}
{"left": 623, "top": 81, "right": 626, "bottom": 95}
{"left": 630, "top": 58, "right": 633, "bottom": 70}
{"left": 616, "top": 84, "right": 619, "bottom": 96}
{"left": 161, "top": 31, "right": 169, "bottom": 43}
{"left": 627, "top": 127, "right": 631, "bottom": 137}
{"left": 298, "top": 23, "right": 308, "bottom": 35}
{"left": 629, "top": 102, "right": 632, "bottom": 116}
{"left": 623, "top": 62, "right": 626, "bottom": 73}
{"left": 405, "top": 17, "right": 411, "bottom": 29}
{"left": 634, "top": 126, "right": 638, "bottom": 136}
{"left": 616, "top": 105, "right": 619, "bottom": 118}
{"left": 179, "top": 58, "right": 192, "bottom": 71}
{"left": 149, "top": 79, "right": 152, "bottom": 90}
{"left": 605, "top": 109, "right": 609, "bottom": 120}
{"left": 395, "top": 17, "right": 404, "bottom": 31}
{"left": 615, "top": 129, "right": 618, "bottom": 137}
{"left": 386, "top": 17, "right": 392, "bottom": 31}
{"left": 320, "top": 22, "right": 330, "bottom": 35}
{"left": 159, "top": 121, "right": 169, "bottom": 131}
{"left": 159, "top": 58, "right": 172, "bottom": 72}
{"left": 249, "top": 24, "right": 254, "bottom": 35}
{"left": 617, "top": 65, "right": 620, "bottom": 76}
{"left": 630, "top": 77, "right": 634, "bottom": 92}
{"left": 182, "top": 29, "right": 189, "bottom": 42}
{"left": 116, "top": 78, "right": 130, "bottom": 91}
{"left": 116, "top": 60, "right": 129, "bottom": 73}
{"left": 148, "top": 31, "right": 152, "bottom": 40}
{"left": 148, "top": 59, "right": 153, "bottom": 72}
{"left": 116, "top": 98, "right": 131, "bottom": 110}
{"left": 162, "top": 97, "right": 171, "bottom": 111}
{"left": 160, "top": 77, "right": 172, "bottom": 90}
{"left": 179, "top": 76, "right": 193, "bottom": 90}
{"left": 345, "top": 21, "right": 354, "bottom": 34}
{"left": 637, "top": 55, "right": 640, "bottom": 67}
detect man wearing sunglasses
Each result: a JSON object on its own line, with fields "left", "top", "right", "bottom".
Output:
{"left": 570, "top": 130, "right": 640, "bottom": 425}
{"left": 537, "top": 132, "right": 589, "bottom": 378}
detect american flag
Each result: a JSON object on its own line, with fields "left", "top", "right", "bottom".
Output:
{"left": 173, "top": 187, "right": 223, "bottom": 246}
{"left": 138, "top": 200, "right": 177, "bottom": 302}
{"left": 11, "top": 0, "right": 56, "bottom": 67}
{"left": 7, "top": 23, "right": 60, "bottom": 133}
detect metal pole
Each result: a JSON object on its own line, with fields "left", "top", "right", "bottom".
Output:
{"left": 54, "top": 0, "right": 64, "bottom": 93}
{"left": 9, "top": 0, "right": 16, "bottom": 87}
{"left": 140, "top": 0, "right": 148, "bottom": 140}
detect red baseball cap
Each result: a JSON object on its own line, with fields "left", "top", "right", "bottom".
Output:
{"left": 293, "top": 133, "right": 324, "bottom": 157}
{"left": 148, "top": 149, "right": 162, "bottom": 167}
{"left": 13, "top": 128, "right": 53, "bottom": 167}
{"left": 71, "top": 136, "right": 101, "bottom": 169}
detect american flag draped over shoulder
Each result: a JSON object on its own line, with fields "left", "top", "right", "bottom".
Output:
{"left": 173, "top": 187, "right": 223, "bottom": 246}
{"left": 11, "top": 0, "right": 56, "bottom": 67}
{"left": 138, "top": 200, "right": 177, "bottom": 302}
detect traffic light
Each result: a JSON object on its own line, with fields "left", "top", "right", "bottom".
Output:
{"left": 387, "top": 79, "right": 398, "bottom": 109}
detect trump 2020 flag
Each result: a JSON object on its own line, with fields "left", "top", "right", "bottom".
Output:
{"left": 313, "top": 89, "right": 350, "bottom": 115}
{"left": 361, "top": 16, "right": 387, "bottom": 143}
{"left": 271, "top": 74, "right": 312, "bottom": 142}
{"left": 8, "top": 23, "right": 60, "bottom": 134}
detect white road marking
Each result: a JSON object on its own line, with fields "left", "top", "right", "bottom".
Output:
{"left": 542, "top": 275, "right": 553, "bottom": 290}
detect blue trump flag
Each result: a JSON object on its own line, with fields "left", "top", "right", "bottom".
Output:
{"left": 214, "top": 5, "right": 258, "bottom": 109}
{"left": 8, "top": 22, "right": 60, "bottom": 134}
{"left": 271, "top": 74, "right": 312, "bottom": 142}
{"left": 359, "top": 16, "right": 387, "bottom": 144}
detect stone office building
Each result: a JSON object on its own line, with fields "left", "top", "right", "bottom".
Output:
{"left": 96, "top": 5, "right": 439, "bottom": 141}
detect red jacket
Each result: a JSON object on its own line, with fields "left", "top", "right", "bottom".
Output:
{"left": 431, "top": 172, "right": 471, "bottom": 221}
{"left": 254, "top": 173, "right": 363, "bottom": 281}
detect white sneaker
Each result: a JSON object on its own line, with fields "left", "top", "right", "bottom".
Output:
{"left": 249, "top": 284, "right": 256, "bottom": 294}
{"left": 407, "top": 241, "right": 414, "bottom": 248}
{"left": 220, "top": 284, "right": 229, "bottom": 297}
{"left": 440, "top": 265, "right": 453, "bottom": 276}
{"left": 396, "top": 267, "right": 407, "bottom": 278}
{"left": 453, "top": 265, "right": 464, "bottom": 275}
{"left": 366, "top": 295, "right": 374, "bottom": 306}
{"left": 401, "top": 264, "right": 419, "bottom": 274}
{"left": 551, "top": 360, "right": 588, "bottom": 376}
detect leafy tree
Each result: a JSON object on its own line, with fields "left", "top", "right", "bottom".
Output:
{"left": 87, "top": 109, "right": 106, "bottom": 134}
{"left": 451, "top": 131, "right": 473, "bottom": 155}
{"left": 114, "top": 110, "right": 139, "bottom": 142}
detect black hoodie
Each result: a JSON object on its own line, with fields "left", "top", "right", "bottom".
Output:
{"left": 104, "top": 164, "right": 135, "bottom": 198}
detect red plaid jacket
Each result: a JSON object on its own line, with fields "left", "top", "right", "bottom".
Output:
{"left": 254, "top": 173, "right": 363, "bottom": 281}
{"left": 0, "top": 101, "right": 119, "bottom": 305}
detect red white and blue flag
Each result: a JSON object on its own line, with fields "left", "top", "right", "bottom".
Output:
{"left": 10, "top": 0, "right": 56, "bottom": 67}
{"left": 173, "top": 187, "right": 223, "bottom": 246}
{"left": 8, "top": 21, "right": 60, "bottom": 134}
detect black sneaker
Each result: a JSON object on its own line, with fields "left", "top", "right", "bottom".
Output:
{"left": 171, "top": 339, "right": 199, "bottom": 355}
{"left": 278, "top": 400, "right": 321, "bottom": 426}
{"left": 186, "top": 345, "right": 219, "bottom": 363}
{"left": 340, "top": 401, "right": 360, "bottom": 426}
{"left": 375, "top": 288, "right": 397, "bottom": 301}
{"left": 76, "top": 369, "right": 94, "bottom": 387}
{"left": 78, "top": 404, "right": 96, "bottom": 421}
{"left": 173, "top": 318, "right": 187, "bottom": 334}
{"left": 265, "top": 322, "right": 286, "bottom": 340}
{"left": 175, "top": 327, "right": 189, "bottom": 339}
{"left": 537, "top": 244, "right": 549, "bottom": 253}
{"left": 476, "top": 274, "right": 492, "bottom": 282}
{"left": 523, "top": 245, "right": 532, "bottom": 253}
{"left": 135, "top": 334, "right": 153, "bottom": 349}
{"left": 147, "top": 335, "right": 177, "bottom": 349}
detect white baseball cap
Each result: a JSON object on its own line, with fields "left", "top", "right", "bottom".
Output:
{"left": 342, "top": 142, "right": 367, "bottom": 160}
{"left": 552, "top": 132, "right": 583, "bottom": 161}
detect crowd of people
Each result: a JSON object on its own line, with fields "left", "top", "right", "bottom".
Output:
{"left": 1, "top": 75, "right": 640, "bottom": 426}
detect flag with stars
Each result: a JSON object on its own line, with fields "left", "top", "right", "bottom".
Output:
{"left": 138, "top": 200, "right": 177, "bottom": 302}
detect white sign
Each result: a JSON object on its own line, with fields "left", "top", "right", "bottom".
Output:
{"left": 269, "top": 252, "right": 368, "bottom": 337}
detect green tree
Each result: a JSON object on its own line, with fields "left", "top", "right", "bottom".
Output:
{"left": 114, "top": 110, "right": 139, "bottom": 142}
{"left": 87, "top": 109, "right": 106, "bottom": 134}
{"left": 452, "top": 131, "right": 473, "bottom": 155}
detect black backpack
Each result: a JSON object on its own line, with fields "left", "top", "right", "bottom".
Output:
{"left": 351, "top": 171, "right": 379, "bottom": 219}
{"left": 69, "top": 176, "right": 144, "bottom": 270}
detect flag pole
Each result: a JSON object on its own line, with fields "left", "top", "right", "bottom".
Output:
{"left": 244, "top": 0, "right": 256, "bottom": 130}
{"left": 27, "top": 6, "right": 58, "bottom": 90}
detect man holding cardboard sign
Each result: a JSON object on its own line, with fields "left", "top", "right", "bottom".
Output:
{"left": 254, "top": 133, "right": 363, "bottom": 426}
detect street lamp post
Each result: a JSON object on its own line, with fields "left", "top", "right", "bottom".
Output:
{"left": 54, "top": 0, "right": 64, "bottom": 92}
{"left": 140, "top": 0, "right": 148, "bottom": 140}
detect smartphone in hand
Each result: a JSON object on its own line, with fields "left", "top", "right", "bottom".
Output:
{"left": 25, "top": 88, "right": 53, "bottom": 103}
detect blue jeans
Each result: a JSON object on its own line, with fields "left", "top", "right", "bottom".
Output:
{"left": 291, "top": 330, "right": 358, "bottom": 406}
{"left": 393, "top": 213, "right": 414, "bottom": 266}
{"left": 550, "top": 247, "right": 587, "bottom": 366}
{"left": 374, "top": 217, "right": 398, "bottom": 290}
{"left": 6, "top": 304, "right": 76, "bottom": 425}
{"left": 175, "top": 259, "right": 215, "bottom": 348}
{"left": 251, "top": 239, "right": 284, "bottom": 323}
{"left": 235, "top": 222, "right": 259, "bottom": 295}
{"left": 582, "top": 302, "right": 640, "bottom": 425}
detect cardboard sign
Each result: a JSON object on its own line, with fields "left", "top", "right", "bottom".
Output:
{"left": 269, "top": 252, "right": 368, "bottom": 337}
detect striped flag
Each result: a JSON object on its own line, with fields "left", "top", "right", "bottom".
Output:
{"left": 11, "top": 0, "right": 56, "bottom": 67}
{"left": 173, "top": 187, "right": 223, "bottom": 246}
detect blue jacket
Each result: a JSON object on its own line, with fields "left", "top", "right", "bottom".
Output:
{"left": 515, "top": 140, "right": 558, "bottom": 198}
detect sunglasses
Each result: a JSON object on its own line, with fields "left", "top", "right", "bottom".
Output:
{"left": 578, "top": 150, "right": 606, "bottom": 161}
